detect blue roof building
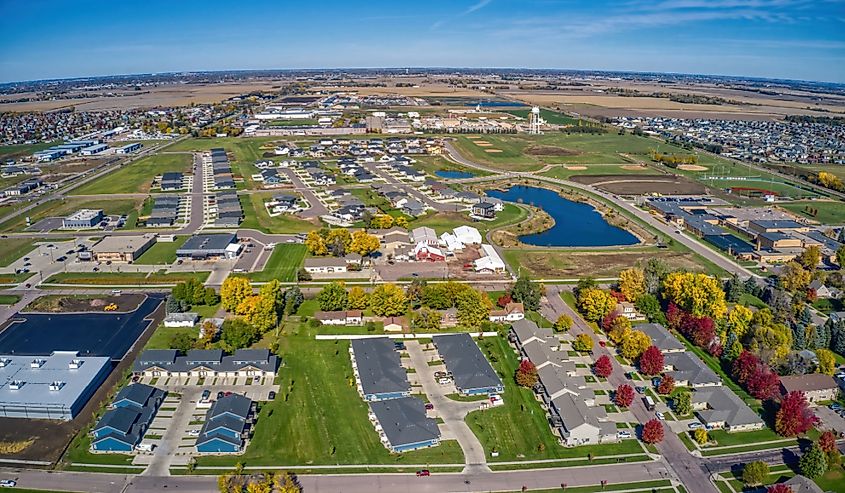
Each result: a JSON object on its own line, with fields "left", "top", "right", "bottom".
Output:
{"left": 195, "top": 394, "right": 254, "bottom": 453}
{"left": 91, "top": 383, "right": 166, "bottom": 452}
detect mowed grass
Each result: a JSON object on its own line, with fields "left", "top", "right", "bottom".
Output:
{"left": 246, "top": 243, "right": 307, "bottom": 282}
{"left": 410, "top": 203, "right": 527, "bottom": 235}
{"left": 0, "top": 294, "right": 21, "bottom": 305}
{"left": 72, "top": 153, "right": 192, "bottom": 195}
{"left": 0, "top": 238, "right": 35, "bottom": 267}
{"left": 540, "top": 164, "right": 655, "bottom": 180}
{"left": 239, "top": 192, "right": 316, "bottom": 234}
{"left": 196, "top": 302, "right": 465, "bottom": 467}
{"left": 466, "top": 336, "right": 645, "bottom": 461}
{"left": 44, "top": 271, "right": 208, "bottom": 285}
{"left": 0, "top": 197, "right": 142, "bottom": 232}
{"left": 0, "top": 141, "right": 58, "bottom": 161}
{"left": 165, "top": 137, "right": 278, "bottom": 189}
{"left": 133, "top": 236, "right": 189, "bottom": 265}
{"left": 502, "top": 108, "right": 580, "bottom": 125}
{"left": 779, "top": 200, "right": 845, "bottom": 225}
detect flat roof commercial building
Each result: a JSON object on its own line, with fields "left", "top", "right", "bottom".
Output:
{"left": 432, "top": 333, "right": 503, "bottom": 395}
{"left": 350, "top": 338, "right": 410, "bottom": 402}
{"left": 63, "top": 209, "right": 104, "bottom": 229}
{"left": 369, "top": 396, "right": 440, "bottom": 453}
{"left": 91, "top": 234, "right": 156, "bottom": 263}
{"left": 176, "top": 233, "right": 241, "bottom": 260}
{"left": 0, "top": 351, "right": 111, "bottom": 420}
{"left": 116, "top": 143, "right": 142, "bottom": 154}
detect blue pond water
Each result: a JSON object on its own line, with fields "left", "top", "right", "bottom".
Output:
{"left": 486, "top": 186, "right": 638, "bottom": 247}
{"left": 435, "top": 170, "right": 476, "bottom": 179}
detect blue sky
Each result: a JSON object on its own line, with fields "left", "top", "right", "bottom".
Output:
{"left": 1, "top": 0, "right": 844, "bottom": 83}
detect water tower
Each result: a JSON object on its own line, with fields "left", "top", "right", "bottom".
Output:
{"left": 529, "top": 106, "right": 542, "bottom": 135}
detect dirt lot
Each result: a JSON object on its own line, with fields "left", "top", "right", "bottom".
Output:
{"left": 525, "top": 145, "right": 580, "bottom": 156}
{"left": 511, "top": 249, "right": 708, "bottom": 278}
{"left": 23, "top": 294, "right": 145, "bottom": 313}
{"left": 569, "top": 174, "right": 707, "bottom": 195}
{"left": 376, "top": 246, "right": 510, "bottom": 281}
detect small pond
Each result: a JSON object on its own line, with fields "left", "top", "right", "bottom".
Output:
{"left": 485, "top": 186, "right": 638, "bottom": 247}
{"left": 435, "top": 170, "right": 476, "bottom": 179}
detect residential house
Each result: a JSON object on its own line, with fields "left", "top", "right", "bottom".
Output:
{"left": 315, "top": 310, "right": 363, "bottom": 326}
{"left": 91, "top": 383, "right": 166, "bottom": 452}
{"left": 432, "top": 334, "right": 503, "bottom": 395}
{"left": 489, "top": 302, "right": 525, "bottom": 323}
{"left": 350, "top": 338, "right": 410, "bottom": 401}
{"left": 304, "top": 257, "right": 348, "bottom": 274}
{"left": 691, "top": 386, "right": 764, "bottom": 432}
{"left": 195, "top": 394, "right": 254, "bottom": 453}
{"left": 780, "top": 374, "right": 840, "bottom": 404}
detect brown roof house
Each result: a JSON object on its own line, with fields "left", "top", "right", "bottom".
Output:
{"left": 780, "top": 374, "right": 840, "bottom": 404}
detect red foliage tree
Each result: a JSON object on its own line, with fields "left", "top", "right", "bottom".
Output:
{"left": 666, "top": 302, "right": 684, "bottom": 330}
{"left": 642, "top": 419, "right": 664, "bottom": 444}
{"left": 615, "top": 384, "right": 635, "bottom": 408}
{"left": 708, "top": 341, "right": 723, "bottom": 358}
{"left": 639, "top": 346, "right": 665, "bottom": 376}
{"left": 819, "top": 430, "right": 837, "bottom": 454}
{"left": 497, "top": 294, "right": 512, "bottom": 308}
{"left": 775, "top": 391, "right": 819, "bottom": 437}
{"left": 732, "top": 350, "right": 761, "bottom": 385}
{"left": 657, "top": 374, "right": 675, "bottom": 395}
{"left": 515, "top": 359, "right": 539, "bottom": 388}
{"left": 746, "top": 367, "right": 781, "bottom": 400}
{"left": 601, "top": 313, "right": 617, "bottom": 331}
{"left": 593, "top": 355, "right": 613, "bottom": 378}
{"left": 766, "top": 484, "right": 793, "bottom": 493}
{"left": 610, "top": 290, "right": 626, "bottom": 302}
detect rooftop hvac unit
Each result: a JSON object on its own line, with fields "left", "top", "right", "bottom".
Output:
{"left": 9, "top": 380, "right": 24, "bottom": 390}
{"left": 0, "top": 358, "right": 10, "bottom": 368}
{"left": 49, "top": 381, "right": 65, "bottom": 391}
{"left": 30, "top": 359, "right": 46, "bottom": 368}
{"left": 69, "top": 359, "right": 83, "bottom": 369}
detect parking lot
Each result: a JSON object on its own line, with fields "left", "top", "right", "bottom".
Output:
{"left": 814, "top": 404, "right": 845, "bottom": 433}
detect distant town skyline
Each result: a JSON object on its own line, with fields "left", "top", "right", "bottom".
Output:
{"left": 1, "top": 0, "right": 844, "bottom": 83}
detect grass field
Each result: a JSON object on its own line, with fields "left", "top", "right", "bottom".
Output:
{"left": 0, "top": 197, "right": 142, "bottom": 232}
{"left": 71, "top": 153, "right": 192, "bottom": 195}
{"left": 0, "top": 238, "right": 35, "bottom": 266}
{"left": 0, "top": 141, "right": 58, "bottom": 161}
{"left": 196, "top": 300, "right": 466, "bottom": 467}
{"left": 45, "top": 271, "right": 209, "bottom": 285}
{"left": 238, "top": 192, "right": 316, "bottom": 234}
{"left": 502, "top": 108, "right": 580, "bottom": 125}
{"left": 410, "top": 203, "right": 527, "bottom": 235}
{"left": 246, "top": 243, "right": 307, "bottom": 282}
{"left": 466, "top": 336, "right": 645, "bottom": 461}
{"left": 412, "top": 155, "right": 492, "bottom": 177}
{"left": 0, "top": 294, "right": 21, "bottom": 305}
{"left": 165, "top": 137, "right": 278, "bottom": 189}
{"left": 779, "top": 200, "right": 845, "bottom": 224}
{"left": 540, "top": 164, "right": 656, "bottom": 180}
{"left": 133, "top": 236, "right": 188, "bottom": 265}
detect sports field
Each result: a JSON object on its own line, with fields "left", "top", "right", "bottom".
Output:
{"left": 779, "top": 200, "right": 845, "bottom": 225}
{"left": 71, "top": 153, "right": 192, "bottom": 195}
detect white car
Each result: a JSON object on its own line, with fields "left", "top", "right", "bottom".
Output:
{"left": 656, "top": 412, "right": 665, "bottom": 420}
{"left": 187, "top": 429, "right": 201, "bottom": 437}
{"left": 617, "top": 431, "right": 632, "bottom": 439}
{"left": 0, "top": 479, "right": 18, "bottom": 487}
{"left": 688, "top": 422, "right": 703, "bottom": 430}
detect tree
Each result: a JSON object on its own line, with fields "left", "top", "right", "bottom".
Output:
{"left": 799, "top": 442, "right": 828, "bottom": 479}
{"left": 220, "top": 276, "right": 252, "bottom": 312}
{"left": 282, "top": 287, "right": 303, "bottom": 316}
{"left": 776, "top": 391, "right": 818, "bottom": 437}
{"left": 169, "top": 332, "right": 195, "bottom": 354}
{"left": 733, "top": 351, "right": 761, "bottom": 385}
{"left": 221, "top": 318, "right": 260, "bottom": 350}
{"left": 572, "top": 333, "right": 594, "bottom": 353}
{"left": 515, "top": 359, "right": 539, "bottom": 387}
{"left": 349, "top": 231, "right": 380, "bottom": 257}
{"left": 673, "top": 391, "right": 692, "bottom": 416}
{"left": 780, "top": 261, "right": 811, "bottom": 293}
{"left": 593, "top": 355, "right": 613, "bottom": 378}
{"left": 456, "top": 288, "right": 491, "bottom": 328}
{"left": 657, "top": 375, "right": 675, "bottom": 395}
{"left": 615, "top": 384, "right": 634, "bottom": 407}
{"left": 347, "top": 286, "right": 370, "bottom": 310}
{"left": 412, "top": 307, "right": 441, "bottom": 331}
{"left": 237, "top": 295, "right": 277, "bottom": 332}
{"left": 576, "top": 288, "right": 616, "bottom": 322}
{"left": 618, "top": 267, "right": 646, "bottom": 302}
{"left": 510, "top": 276, "right": 541, "bottom": 311}
{"left": 274, "top": 472, "right": 301, "bottom": 493}
{"left": 642, "top": 419, "right": 664, "bottom": 444}
{"left": 747, "top": 366, "right": 781, "bottom": 400}
{"left": 724, "top": 274, "right": 746, "bottom": 302}
{"left": 554, "top": 315, "right": 573, "bottom": 332}
{"left": 172, "top": 282, "right": 187, "bottom": 302}
{"left": 259, "top": 280, "right": 284, "bottom": 313}
{"left": 166, "top": 295, "right": 185, "bottom": 314}
{"left": 662, "top": 272, "right": 727, "bottom": 319}
{"left": 644, "top": 258, "right": 669, "bottom": 294}
{"left": 766, "top": 484, "right": 793, "bottom": 493}
{"left": 816, "top": 348, "right": 836, "bottom": 375}
{"left": 370, "top": 283, "right": 407, "bottom": 317}
{"left": 304, "top": 230, "right": 328, "bottom": 256}
{"left": 693, "top": 428, "right": 708, "bottom": 445}
{"left": 728, "top": 305, "right": 753, "bottom": 340}
{"left": 317, "top": 281, "right": 348, "bottom": 311}
{"left": 204, "top": 287, "right": 220, "bottom": 306}
{"left": 620, "top": 329, "right": 651, "bottom": 359}
{"left": 798, "top": 245, "right": 821, "bottom": 270}
{"left": 192, "top": 281, "right": 207, "bottom": 306}
{"left": 819, "top": 430, "right": 837, "bottom": 455}
{"left": 606, "top": 315, "right": 632, "bottom": 344}
{"left": 406, "top": 279, "right": 426, "bottom": 308}
{"left": 496, "top": 293, "right": 512, "bottom": 308}
{"left": 742, "top": 461, "right": 770, "bottom": 487}
{"left": 837, "top": 245, "right": 845, "bottom": 268}
{"left": 639, "top": 346, "right": 664, "bottom": 376}
{"left": 636, "top": 294, "right": 665, "bottom": 324}
{"left": 395, "top": 216, "right": 409, "bottom": 229}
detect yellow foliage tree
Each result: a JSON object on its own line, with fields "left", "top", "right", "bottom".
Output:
{"left": 395, "top": 216, "right": 409, "bottom": 229}
{"left": 620, "top": 329, "right": 651, "bottom": 359}
{"left": 370, "top": 214, "right": 395, "bottom": 229}
{"left": 728, "top": 305, "right": 753, "bottom": 340}
{"left": 662, "top": 272, "right": 727, "bottom": 319}
{"left": 304, "top": 230, "right": 328, "bottom": 256}
{"left": 220, "top": 276, "right": 253, "bottom": 312}
{"left": 577, "top": 288, "right": 616, "bottom": 322}
{"left": 349, "top": 230, "right": 380, "bottom": 257}
{"left": 618, "top": 267, "right": 646, "bottom": 302}
{"left": 370, "top": 283, "right": 407, "bottom": 317}
{"left": 779, "top": 261, "right": 811, "bottom": 293}
{"left": 347, "top": 286, "right": 370, "bottom": 310}
{"left": 608, "top": 316, "right": 632, "bottom": 344}
{"left": 817, "top": 348, "right": 836, "bottom": 375}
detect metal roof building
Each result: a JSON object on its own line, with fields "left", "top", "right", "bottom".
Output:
{"left": 432, "top": 333, "right": 503, "bottom": 395}
{"left": 369, "top": 397, "right": 440, "bottom": 453}
{"left": 176, "top": 233, "right": 240, "bottom": 259}
{"left": 350, "top": 338, "right": 410, "bottom": 401}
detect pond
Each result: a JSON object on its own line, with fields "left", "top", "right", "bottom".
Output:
{"left": 435, "top": 169, "right": 475, "bottom": 179}
{"left": 485, "top": 186, "right": 639, "bottom": 247}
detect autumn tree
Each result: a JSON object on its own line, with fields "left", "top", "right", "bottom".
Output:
{"left": 497, "top": 293, "right": 512, "bottom": 308}
{"left": 304, "top": 230, "right": 328, "bottom": 256}
{"left": 347, "top": 286, "right": 370, "bottom": 310}
{"left": 776, "top": 391, "right": 818, "bottom": 437}
{"left": 642, "top": 419, "right": 664, "bottom": 444}
{"left": 779, "top": 261, "right": 811, "bottom": 293}
{"left": 816, "top": 348, "right": 836, "bottom": 375}
{"left": 662, "top": 272, "right": 727, "bottom": 319}
{"left": 317, "top": 281, "right": 348, "bottom": 311}
{"left": 728, "top": 305, "right": 754, "bottom": 340}
{"left": 618, "top": 267, "right": 646, "bottom": 302}
{"left": 798, "top": 245, "right": 821, "bottom": 270}
{"left": 554, "top": 314, "right": 573, "bottom": 332}
{"left": 639, "top": 345, "right": 665, "bottom": 376}
{"left": 572, "top": 333, "right": 594, "bottom": 353}
{"left": 456, "top": 288, "right": 491, "bottom": 328}
{"left": 620, "top": 329, "right": 651, "bottom": 359}
{"left": 742, "top": 461, "right": 770, "bottom": 487}
{"left": 615, "top": 384, "right": 634, "bottom": 407}
{"left": 221, "top": 276, "right": 253, "bottom": 312}
{"left": 657, "top": 375, "right": 675, "bottom": 395}
{"left": 799, "top": 442, "right": 828, "bottom": 479}
{"left": 237, "top": 295, "right": 278, "bottom": 332}
{"left": 577, "top": 288, "right": 616, "bottom": 322}
{"left": 766, "top": 484, "right": 793, "bottom": 493}
{"left": 510, "top": 275, "right": 541, "bottom": 311}
{"left": 746, "top": 366, "right": 781, "bottom": 400}
{"left": 515, "top": 359, "right": 539, "bottom": 387}
{"left": 349, "top": 230, "right": 380, "bottom": 257}
{"left": 593, "top": 355, "right": 613, "bottom": 378}
{"left": 412, "top": 307, "right": 441, "bottom": 331}
{"left": 370, "top": 283, "right": 407, "bottom": 317}
{"left": 693, "top": 428, "right": 709, "bottom": 445}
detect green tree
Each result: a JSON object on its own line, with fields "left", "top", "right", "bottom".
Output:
{"left": 317, "top": 281, "right": 348, "bottom": 311}
{"left": 411, "top": 307, "right": 441, "bottom": 331}
{"left": 220, "top": 276, "right": 253, "bottom": 312}
{"left": 673, "top": 391, "right": 692, "bottom": 416}
{"left": 799, "top": 442, "right": 828, "bottom": 479}
{"left": 169, "top": 332, "right": 196, "bottom": 354}
{"left": 370, "top": 283, "right": 407, "bottom": 317}
{"left": 573, "top": 333, "right": 594, "bottom": 352}
{"left": 510, "top": 276, "right": 541, "bottom": 311}
{"left": 204, "top": 287, "right": 220, "bottom": 306}
{"left": 221, "top": 318, "right": 260, "bottom": 350}
{"left": 456, "top": 288, "right": 491, "bottom": 328}
{"left": 741, "top": 461, "right": 770, "bottom": 487}
{"left": 554, "top": 315, "right": 573, "bottom": 332}
{"left": 282, "top": 287, "right": 303, "bottom": 316}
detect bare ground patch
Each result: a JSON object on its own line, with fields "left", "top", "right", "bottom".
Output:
{"left": 569, "top": 174, "right": 707, "bottom": 195}
{"left": 23, "top": 294, "right": 145, "bottom": 313}
{"left": 565, "top": 166, "right": 587, "bottom": 170}
{"left": 525, "top": 145, "right": 580, "bottom": 156}
{"left": 485, "top": 149, "right": 503, "bottom": 153}
{"left": 515, "top": 250, "right": 707, "bottom": 278}
{"left": 678, "top": 164, "right": 708, "bottom": 171}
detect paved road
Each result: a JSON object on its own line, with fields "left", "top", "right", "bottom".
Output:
{"left": 364, "top": 163, "right": 456, "bottom": 213}
{"left": 281, "top": 168, "right": 329, "bottom": 218}
{"left": 444, "top": 141, "right": 758, "bottom": 281}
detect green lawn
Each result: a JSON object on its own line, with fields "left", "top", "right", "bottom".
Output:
{"left": 145, "top": 324, "right": 198, "bottom": 350}
{"left": 133, "top": 236, "right": 189, "bottom": 265}
{"left": 466, "top": 336, "right": 644, "bottom": 461}
{"left": 780, "top": 200, "right": 845, "bottom": 225}
{"left": 502, "top": 108, "right": 580, "bottom": 125}
{"left": 164, "top": 137, "right": 279, "bottom": 189}
{"left": 246, "top": 243, "right": 307, "bottom": 282}
{"left": 0, "top": 197, "right": 143, "bottom": 232}
{"left": 44, "top": 271, "right": 209, "bottom": 286}
{"left": 540, "top": 164, "right": 656, "bottom": 180}
{"left": 0, "top": 294, "right": 21, "bottom": 305}
{"left": 410, "top": 203, "right": 527, "bottom": 236}
{"left": 239, "top": 192, "right": 316, "bottom": 234}
{"left": 0, "top": 140, "right": 59, "bottom": 161}
{"left": 72, "top": 153, "right": 193, "bottom": 195}
{"left": 196, "top": 305, "right": 464, "bottom": 467}
{"left": 0, "top": 238, "right": 35, "bottom": 266}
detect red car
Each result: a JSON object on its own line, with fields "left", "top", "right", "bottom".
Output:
{"left": 424, "top": 403, "right": 434, "bottom": 410}
{"left": 416, "top": 470, "right": 430, "bottom": 477}
{"left": 599, "top": 341, "right": 606, "bottom": 347}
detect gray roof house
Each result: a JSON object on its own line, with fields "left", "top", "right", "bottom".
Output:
{"left": 350, "top": 338, "right": 410, "bottom": 401}
{"left": 432, "top": 334, "right": 503, "bottom": 395}
{"left": 369, "top": 397, "right": 441, "bottom": 453}
{"left": 636, "top": 323, "right": 686, "bottom": 353}
{"left": 691, "top": 386, "right": 764, "bottom": 432}
{"left": 664, "top": 352, "right": 721, "bottom": 388}
{"left": 133, "top": 349, "right": 279, "bottom": 378}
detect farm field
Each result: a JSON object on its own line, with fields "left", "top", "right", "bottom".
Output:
{"left": 71, "top": 153, "right": 192, "bottom": 195}
{"left": 239, "top": 192, "right": 316, "bottom": 234}
{"left": 133, "top": 236, "right": 189, "bottom": 265}
{"left": 196, "top": 300, "right": 465, "bottom": 468}
{"left": 779, "top": 200, "right": 845, "bottom": 225}
{"left": 246, "top": 243, "right": 307, "bottom": 282}
{"left": 0, "top": 197, "right": 142, "bottom": 232}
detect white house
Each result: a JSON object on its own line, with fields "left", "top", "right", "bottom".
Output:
{"left": 163, "top": 312, "right": 199, "bottom": 328}
{"left": 454, "top": 225, "right": 482, "bottom": 245}
{"left": 474, "top": 244, "right": 506, "bottom": 273}
{"left": 489, "top": 302, "right": 525, "bottom": 323}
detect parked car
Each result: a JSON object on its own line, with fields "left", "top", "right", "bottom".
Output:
{"left": 217, "top": 391, "right": 224, "bottom": 400}
{"left": 201, "top": 389, "right": 211, "bottom": 401}
{"left": 424, "top": 403, "right": 434, "bottom": 410}
{"left": 688, "top": 422, "right": 703, "bottom": 430}
{"left": 416, "top": 470, "right": 430, "bottom": 477}
{"left": 0, "top": 479, "right": 17, "bottom": 487}
{"left": 599, "top": 341, "right": 606, "bottom": 347}
{"left": 268, "top": 391, "right": 276, "bottom": 400}
{"left": 656, "top": 412, "right": 665, "bottom": 420}
{"left": 56, "top": 256, "right": 66, "bottom": 262}
{"left": 635, "top": 386, "right": 646, "bottom": 394}
{"left": 617, "top": 431, "right": 632, "bottom": 439}
{"left": 829, "top": 403, "right": 842, "bottom": 411}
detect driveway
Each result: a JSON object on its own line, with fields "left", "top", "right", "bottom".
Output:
{"left": 405, "top": 340, "right": 490, "bottom": 472}
{"left": 814, "top": 405, "right": 845, "bottom": 433}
